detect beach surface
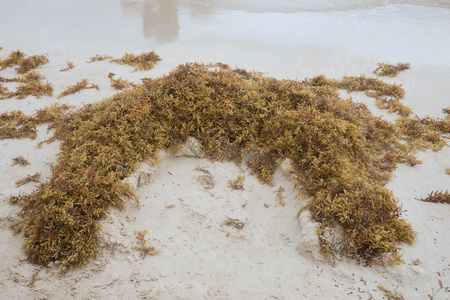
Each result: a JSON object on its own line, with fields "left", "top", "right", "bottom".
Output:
{"left": 0, "top": 1, "right": 450, "bottom": 299}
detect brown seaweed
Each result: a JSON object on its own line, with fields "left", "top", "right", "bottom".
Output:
{"left": 9, "top": 62, "right": 448, "bottom": 271}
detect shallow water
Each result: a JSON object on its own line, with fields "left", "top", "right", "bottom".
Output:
{"left": 1, "top": 0, "right": 449, "bottom": 115}
{"left": 1, "top": 1, "right": 449, "bottom": 63}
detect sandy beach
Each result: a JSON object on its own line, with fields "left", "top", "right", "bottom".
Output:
{"left": 1, "top": 1, "right": 450, "bottom": 299}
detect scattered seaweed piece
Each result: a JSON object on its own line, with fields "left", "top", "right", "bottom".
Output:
{"left": 420, "top": 190, "right": 450, "bottom": 204}
{"left": 0, "top": 71, "right": 44, "bottom": 84}
{"left": 15, "top": 80, "right": 53, "bottom": 99}
{"left": 111, "top": 51, "right": 161, "bottom": 71}
{"left": 27, "top": 268, "right": 43, "bottom": 287}
{"left": 87, "top": 54, "right": 112, "bottom": 63}
{"left": 12, "top": 156, "right": 30, "bottom": 166}
{"left": 108, "top": 73, "right": 135, "bottom": 90}
{"left": 374, "top": 97, "right": 413, "bottom": 117}
{"left": 0, "top": 71, "right": 53, "bottom": 99}
{"left": 377, "top": 284, "right": 404, "bottom": 300}
{"left": 0, "top": 84, "right": 13, "bottom": 99}
{"left": 0, "top": 50, "right": 26, "bottom": 70}
{"left": 419, "top": 115, "right": 450, "bottom": 135}
{"left": 15, "top": 172, "right": 41, "bottom": 187}
{"left": 57, "top": 79, "right": 99, "bottom": 99}
{"left": 338, "top": 75, "right": 406, "bottom": 99}
{"left": 0, "top": 104, "right": 71, "bottom": 140}
{"left": 0, "top": 71, "right": 52, "bottom": 100}
{"left": 10, "top": 63, "right": 440, "bottom": 270}
{"left": 0, "top": 110, "right": 38, "bottom": 139}
{"left": 194, "top": 165, "right": 211, "bottom": 175}
{"left": 228, "top": 175, "right": 245, "bottom": 190}
{"left": 443, "top": 107, "right": 450, "bottom": 115}
{"left": 15, "top": 71, "right": 45, "bottom": 83}
{"left": 0, "top": 50, "right": 48, "bottom": 74}
{"left": 15, "top": 54, "right": 49, "bottom": 74}
{"left": 60, "top": 61, "right": 74, "bottom": 72}
{"left": 446, "top": 168, "right": 450, "bottom": 175}
{"left": 223, "top": 216, "right": 245, "bottom": 229}
{"left": 274, "top": 186, "right": 286, "bottom": 206}
{"left": 134, "top": 230, "right": 159, "bottom": 258}
{"left": 396, "top": 116, "right": 447, "bottom": 151}
{"left": 373, "top": 62, "right": 410, "bottom": 77}
{"left": 403, "top": 154, "right": 422, "bottom": 167}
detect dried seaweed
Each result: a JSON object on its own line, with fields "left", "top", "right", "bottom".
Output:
{"left": 57, "top": 79, "right": 99, "bottom": 99}
{"left": 0, "top": 84, "right": 13, "bottom": 99}
{"left": 15, "top": 54, "right": 49, "bottom": 74}
{"left": 134, "top": 230, "right": 159, "bottom": 258}
{"left": 0, "top": 71, "right": 52, "bottom": 100}
{"left": 0, "top": 50, "right": 26, "bottom": 70}
{"left": 15, "top": 172, "right": 41, "bottom": 187}
{"left": 87, "top": 54, "right": 112, "bottom": 63}
{"left": 111, "top": 51, "right": 161, "bottom": 71}
{"left": 443, "top": 107, "right": 450, "bottom": 115}
{"left": 0, "top": 104, "right": 71, "bottom": 140}
{"left": 274, "top": 186, "right": 286, "bottom": 206}
{"left": 10, "top": 63, "right": 448, "bottom": 270}
{"left": 12, "top": 156, "right": 30, "bottom": 166}
{"left": 373, "top": 62, "right": 410, "bottom": 77}
{"left": 228, "top": 175, "right": 245, "bottom": 190}
{"left": 60, "top": 61, "right": 74, "bottom": 72}
{"left": 108, "top": 73, "right": 135, "bottom": 90}
{"left": 223, "top": 217, "right": 245, "bottom": 229}
{"left": 15, "top": 80, "right": 53, "bottom": 99}
{"left": 377, "top": 284, "right": 404, "bottom": 300}
{"left": 420, "top": 190, "right": 450, "bottom": 204}
{"left": 0, "top": 71, "right": 44, "bottom": 84}
{"left": 374, "top": 97, "right": 413, "bottom": 117}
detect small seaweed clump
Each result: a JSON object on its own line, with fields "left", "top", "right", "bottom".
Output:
{"left": 12, "top": 156, "right": 30, "bottom": 166}
{"left": 0, "top": 50, "right": 49, "bottom": 74}
{"left": 228, "top": 175, "right": 245, "bottom": 190}
{"left": 420, "top": 190, "right": 450, "bottom": 204}
{"left": 377, "top": 284, "right": 403, "bottom": 300}
{"left": 15, "top": 80, "right": 53, "bottom": 99}
{"left": 87, "top": 54, "right": 112, "bottom": 63}
{"left": 7, "top": 63, "right": 448, "bottom": 270}
{"left": 373, "top": 62, "right": 411, "bottom": 77}
{"left": 15, "top": 54, "right": 49, "bottom": 74}
{"left": 134, "top": 230, "right": 159, "bottom": 258}
{"left": 0, "top": 104, "right": 71, "bottom": 140}
{"left": 443, "top": 107, "right": 450, "bottom": 115}
{"left": 108, "top": 73, "right": 136, "bottom": 90}
{"left": 15, "top": 172, "right": 41, "bottom": 187}
{"left": 111, "top": 51, "right": 161, "bottom": 71}
{"left": 57, "top": 79, "right": 99, "bottom": 99}
{"left": 0, "top": 84, "right": 12, "bottom": 99}
{"left": 0, "top": 71, "right": 53, "bottom": 99}
{"left": 374, "top": 97, "right": 413, "bottom": 117}
{"left": 0, "top": 50, "right": 26, "bottom": 70}
{"left": 60, "top": 61, "right": 74, "bottom": 72}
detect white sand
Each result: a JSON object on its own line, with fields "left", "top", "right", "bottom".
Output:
{"left": 1, "top": 1, "right": 450, "bottom": 299}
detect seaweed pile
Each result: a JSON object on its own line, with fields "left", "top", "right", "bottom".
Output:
{"left": 4, "top": 63, "right": 449, "bottom": 270}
